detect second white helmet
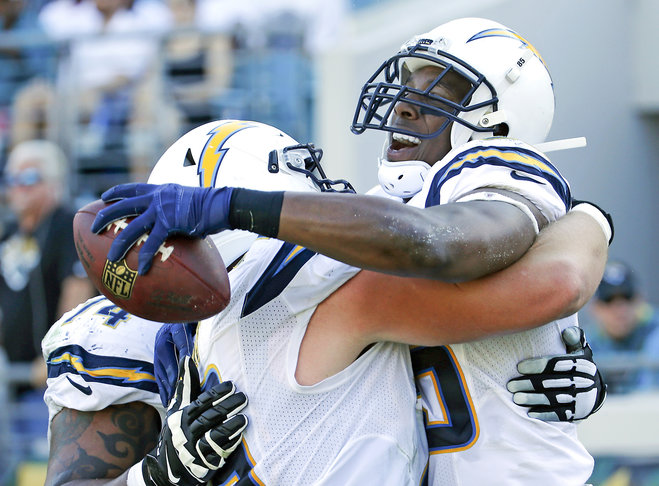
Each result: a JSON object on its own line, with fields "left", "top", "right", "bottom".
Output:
{"left": 148, "top": 119, "right": 353, "bottom": 266}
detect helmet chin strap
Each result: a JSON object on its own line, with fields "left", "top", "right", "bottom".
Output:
{"left": 377, "top": 157, "right": 431, "bottom": 198}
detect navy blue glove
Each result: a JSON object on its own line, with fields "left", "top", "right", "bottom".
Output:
{"left": 91, "top": 183, "right": 233, "bottom": 274}
{"left": 154, "top": 322, "right": 196, "bottom": 408}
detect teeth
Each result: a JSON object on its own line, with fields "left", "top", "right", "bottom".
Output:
{"left": 392, "top": 133, "right": 421, "bottom": 146}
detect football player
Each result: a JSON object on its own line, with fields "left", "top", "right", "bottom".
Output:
{"left": 42, "top": 287, "right": 249, "bottom": 483}
{"left": 42, "top": 123, "right": 354, "bottom": 486}
{"left": 94, "top": 18, "right": 611, "bottom": 485}
{"left": 93, "top": 88, "right": 610, "bottom": 486}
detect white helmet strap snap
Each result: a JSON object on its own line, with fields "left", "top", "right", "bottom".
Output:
{"left": 478, "top": 109, "right": 507, "bottom": 129}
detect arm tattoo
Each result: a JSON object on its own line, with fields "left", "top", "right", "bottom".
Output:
{"left": 98, "top": 406, "right": 158, "bottom": 459}
{"left": 45, "top": 402, "right": 161, "bottom": 485}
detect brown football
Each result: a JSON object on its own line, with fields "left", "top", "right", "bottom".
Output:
{"left": 73, "top": 199, "right": 230, "bottom": 323}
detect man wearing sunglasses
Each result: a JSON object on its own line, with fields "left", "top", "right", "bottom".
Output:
{"left": 0, "top": 140, "right": 95, "bottom": 454}
{"left": 583, "top": 260, "right": 659, "bottom": 394}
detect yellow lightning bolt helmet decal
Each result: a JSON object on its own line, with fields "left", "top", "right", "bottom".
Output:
{"left": 198, "top": 121, "right": 254, "bottom": 188}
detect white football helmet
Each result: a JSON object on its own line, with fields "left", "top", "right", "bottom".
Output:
{"left": 351, "top": 17, "right": 555, "bottom": 197}
{"left": 148, "top": 119, "right": 353, "bottom": 266}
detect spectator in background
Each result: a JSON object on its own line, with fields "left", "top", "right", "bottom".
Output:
{"left": 127, "top": 0, "right": 235, "bottom": 180}
{"left": 196, "top": 0, "right": 347, "bottom": 141}
{"left": 35, "top": 0, "right": 173, "bottom": 193}
{"left": 0, "top": 0, "right": 56, "bottom": 153}
{"left": 159, "top": 0, "right": 233, "bottom": 132}
{"left": 0, "top": 140, "right": 94, "bottom": 391}
{"left": 37, "top": 0, "right": 173, "bottom": 108}
{"left": 0, "top": 0, "right": 46, "bottom": 104}
{"left": 583, "top": 260, "right": 659, "bottom": 393}
{"left": 194, "top": 0, "right": 347, "bottom": 53}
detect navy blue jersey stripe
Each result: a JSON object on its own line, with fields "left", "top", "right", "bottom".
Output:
{"left": 426, "top": 144, "right": 571, "bottom": 210}
{"left": 47, "top": 344, "right": 157, "bottom": 393}
{"left": 241, "top": 242, "right": 316, "bottom": 317}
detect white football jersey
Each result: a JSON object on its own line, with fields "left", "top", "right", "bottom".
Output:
{"left": 405, "top": 138, "right": 593, "bottom": 485}
{"left": 42, "top": 296, "right": 165, "bottom": 434}
{"left": 194, "top": 238, "right": 427, "bottom": 485}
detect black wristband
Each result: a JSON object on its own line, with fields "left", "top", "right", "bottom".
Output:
{"left": 229, "top": 188, "right": 284, "bottom": 237}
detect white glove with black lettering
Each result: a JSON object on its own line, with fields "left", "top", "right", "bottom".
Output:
{"left": 137, "top": 356, "right": 248, "bottom": 486}
{"left": 507, "top": 326, "right": 607, "bottom": 422}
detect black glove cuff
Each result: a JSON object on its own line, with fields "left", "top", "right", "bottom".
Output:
{"left": 229, "top": 188, "right": 285, "bottom": 237}
{"left": 140, "top": 453, "right": 164, "bottom": 486}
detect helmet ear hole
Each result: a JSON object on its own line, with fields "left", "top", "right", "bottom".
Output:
{"left": 493, "top": 123, "right": 509, "bottom": 137}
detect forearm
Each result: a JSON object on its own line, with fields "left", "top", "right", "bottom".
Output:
{"left": 450, "top": 210, "right": 608, "bottom": 333}
{"left": 274, "top": 192, "right": 536, "bottom": 281}
{"left": 350, "top": 210, "right": 607, "bottom": 345}
{"left": 96, "top": 183, "right": 536, "bottom": 280}
{"left": 47, "top": 359, "right": 249, "bottom": 486}
{"left": 278, "top": 192, "right": 438, "bottom": 275}
{"left": 506, "top": 209, "right": 608, "bottom": 317}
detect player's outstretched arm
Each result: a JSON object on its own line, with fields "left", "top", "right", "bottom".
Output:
{"left": 276, "top": 189, "right": 539, "bottom": 281}
{"left": 318, "top": 208, "right": 608, "bottom": 347}
{"left": 93, "top": 183, "right": 536, "bottom": 280}
{"left": 297, "top": 207, "right": 609, "bottom": 384}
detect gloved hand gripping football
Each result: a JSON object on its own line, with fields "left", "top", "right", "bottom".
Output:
{"left": 91, "top": 183, "right": 233, "bottom": 274}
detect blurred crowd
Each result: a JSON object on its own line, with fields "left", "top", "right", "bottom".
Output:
{"left": 0, "top": 0, "right": 348, "bottom": 199}
{"left": 0, "top": 0, "right": 347, "bottom": 476}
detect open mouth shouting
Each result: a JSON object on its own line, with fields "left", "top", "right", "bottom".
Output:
{"left": 386, "top": 132, "right": 422, "bottom": 162}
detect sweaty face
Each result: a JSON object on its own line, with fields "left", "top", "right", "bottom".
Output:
{"left": 386, "top": 66, "right": 471, "bottom": 167}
